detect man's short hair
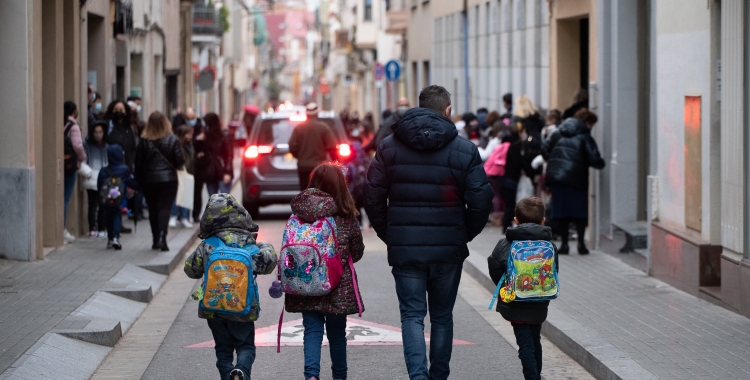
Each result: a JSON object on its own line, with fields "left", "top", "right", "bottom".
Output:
{"left": 419, "top": 85, "right": 451, "bottom": 114}
{"left": 503, "top": 93, "right": 513, "bottom": 106}
{"left": 515, "top": 196, "right": 545, "bottom": 225}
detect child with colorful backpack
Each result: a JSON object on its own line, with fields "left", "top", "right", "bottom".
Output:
{"left": 280, "top": 163, "right": 365, "bottom": 380}
{"left": 184, "top": 193, "right": 278, "bottom": 380}
{"left": 97, "top": 144, "right": 137, "bottom": 250}
{"left": 487, "top": 196, "right": 559, "bottom": 380}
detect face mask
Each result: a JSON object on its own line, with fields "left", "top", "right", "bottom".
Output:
{"left": 136, "top": 105, "right": 142, "bottom": 113}
{"left": 397, "top": 106, "right": 409, "bottom": 112}
{"left": 95, "top": 103, "right": 102, "bottom": 112}
{"left": 113, "top": 111, "right": 126, "bottom": 123}
{"left": 187, "top": 119, "right": 197, "bottom": 127}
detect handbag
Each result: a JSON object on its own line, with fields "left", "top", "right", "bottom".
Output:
{"left": 176, "top": 168, "right": 195, "bottom": 209}
{"left": 516, "top": 174, "right": 534, "bottom": 201}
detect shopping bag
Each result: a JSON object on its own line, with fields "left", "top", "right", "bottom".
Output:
{"left": 176, "top": 168, "right": 195, "bottom": 209}
{"left": 516, "top": 174, "right": 534, "bottom": 201}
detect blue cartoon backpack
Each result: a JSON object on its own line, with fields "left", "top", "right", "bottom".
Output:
{"left": 199, "top": 236, "right": 261, "bottom": 319}
{"left": 489, "top": 240, "right": 559, "bottom": 309}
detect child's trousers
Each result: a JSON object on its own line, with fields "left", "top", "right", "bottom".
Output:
{"left": 103, "top": 205, "right": 122, "bottom": 239}
{"left": 511, "top": 323, "right": 543, "bottom": 380}
{"left": 302, "top": 312, "right": 348, "bottom": 380}
{"left": 207, "top": 318, "right": 256, "bottom": 380}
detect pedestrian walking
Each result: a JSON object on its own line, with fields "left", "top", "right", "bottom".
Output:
{"left": 477, "top": 111, "right": 504, "bottom": 161}
{"left": 364, "top": 85, "right": 493, "bottom": 380}
{"left": 63, "top": 101, "right": 87, "bottom": 243}
{"left": 289, "top": 103, "right": 338, "bottom": 190}
{"left": 499, "top": 116, "right": 539, "bottom": 232}
{"left": 542, "top": 108, "right": 605, "bottom": 254}
{"left": 483, "top": 118, "right": 512, "bottom": 227}
{"left": 364, "top": 98, "right": 410, "bottom": 153}
{"left": 487, "top": 197, "right": 559, "bottom": 380}
{"left": 542, "top": 109, "right": 562, "bottom": 141}
{"left": 98, "top": 144, "right": 137, "bottom": 250}
{"left": 184, "top": 193, "right": 278, "bottom": 380}
{"left": 170, "top": 124, "right": 195, "bottom": 228}
{"left": 79, "top": 121, "right": 109, "bottom": 238}
{"left": 561, "top": 88, "right": 588, "bottom": 120}
{"left": 282, "top": 163, "right": 365, "bottom": 380}
{"left": 192, "top": 112, "right": 234, "bottom": 221}
{"left": 135, "top": 111, "right": 185, "bottom": 251}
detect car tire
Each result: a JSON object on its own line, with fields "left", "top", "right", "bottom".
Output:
{"left": 244, "top": 202, "right": 260, "bottom": 219}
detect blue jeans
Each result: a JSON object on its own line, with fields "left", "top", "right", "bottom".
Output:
{"left": 219, "top": 179, "right": 232, "bottom": 194}
{"left": 63, "top": 169, "right": 78, "bottom": 224}
{"left": 103, "top": 205, "right": 122, "bottom": 239}
{"left": 511, "top": 323, "right": 543, "bottom": 380}
{"left": 207, "top": 319, "right": 256, "bottom": 380}
{"left": 170, "top": 201, "right": 190, "bottom": 219}
{"left": 302, "top": 312, "right": 348, "bottom": 380}
{"left": 392, "top": 263, "right": 463, "bottom": 380}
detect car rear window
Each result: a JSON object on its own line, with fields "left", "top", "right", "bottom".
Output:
{"left": 255, "top": 118, "right": 344, "bottom": 145}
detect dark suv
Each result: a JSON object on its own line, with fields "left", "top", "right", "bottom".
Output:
{"left": 241, "top": 109, "right": 351, "bottom": 217}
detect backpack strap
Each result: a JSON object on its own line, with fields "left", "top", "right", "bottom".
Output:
{"left": 203, "top": 236, "right": 226, "bottom": 248}
{"left": 64, "top": 121, "right": 75, "bottom": 136}
{"left": 276, "top": 307, "right": 284, "bottom": 354}
{"left": 488, "top": 273, "right": 506, "bottom": 310}
{"left": 348, "top": 254, "right": 362, "bottom": 318}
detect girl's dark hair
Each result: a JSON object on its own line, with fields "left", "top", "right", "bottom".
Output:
{"left": 308, "top": 163, "right": 359, "bottom": 218}
{"left": 89, "top": 121, "right": 109, "bottom": 141}
{"left": 203, "top": 112, "right": 224, "bottom": 143}
{"left": 103, "top": 100, "right": 132, "bottom": 123}
{"left": 175, "top": 124, "right": 192, "bottom": 140}
{"left": 63, "top": 101, "right": 77, "bottom": 123}
{"left": 573, "top": 108, "right": 598, "bottom": 126}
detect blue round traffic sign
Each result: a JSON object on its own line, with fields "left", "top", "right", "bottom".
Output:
{"left": 385, "top": 60, "right": 401, "bottom": 82}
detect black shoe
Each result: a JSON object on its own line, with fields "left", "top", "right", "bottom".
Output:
{"left": 230, "top": 369, "right": 245, "bottom": 380}
{"left": 558, "top": 243, "right": 569, "bottom": 254}
{"left": 158, "top": 231, "right": 169, "bottom": 251}
{"left": 578, "top": 243, "right": 589, "bottom": 254}
{"left": 112, "top": 238, "right": 122, "bottom": 250}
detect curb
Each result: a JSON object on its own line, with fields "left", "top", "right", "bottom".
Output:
{"left": 0, "top": 228, "right": 201, "bottom": 380}
{"left": 463, "top": 249, "right": 658, "bottom": 380}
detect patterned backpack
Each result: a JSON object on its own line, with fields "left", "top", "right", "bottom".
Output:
{"left": 279, "top": 215, "right": 342, "bottom": 296}
{"left": 200, "top": 236, "right": 261, "bottom": 318}
{"left": 489, "top": 240, "right": 559, "bottom": 309}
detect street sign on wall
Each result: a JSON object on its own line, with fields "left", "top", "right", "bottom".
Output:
{"left": 375, "top": 62, "right": 384, "bottom": 81}
{"left": 385, "top": 60, "right": 401, "bottom": 82}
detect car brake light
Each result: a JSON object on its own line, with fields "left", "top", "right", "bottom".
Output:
{"left": 244, "top": 145, "right": 274, "bottom": 159}
{"left": 338, "top": 143, "right": 351, "bottom": 157}
{"left": 290, "top": 114, "right": 307, "bottom": 122}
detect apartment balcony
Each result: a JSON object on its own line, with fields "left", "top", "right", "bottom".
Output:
{"left": 192, "top": 5, "right": 223, "bottom": 44}
{"left": 385, "top": 10, "right": 407, "bottom": 34}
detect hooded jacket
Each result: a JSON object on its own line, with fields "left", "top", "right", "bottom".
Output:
{"left": 364, "top": 107, "right": 494, "bottom": 267}
{"left": 284, "top": 189, "right": 365, "bottom": 315}
{"left": 80, "top": 137, "right": 109, "bottom": 191}
{"left": 106, "top": 121, "right": 137, "bottom": 171}
{"left": 542, "top": 118, "right": 605, "bottom": 191}
{"left": 184, "top": 193, "right": 278, "bottom": 322}
{"left": 487, "top": 223, "right": 559, "bottom": 324}
{"left": 364, "top": 107, "right": 407, "bottom": 152}
{"left": 97, "top": 144, "right": 138, "bottom": 195}
{"left": 288, "top": 118, "right": 338, "bottom": 171}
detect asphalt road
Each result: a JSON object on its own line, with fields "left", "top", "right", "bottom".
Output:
{"left": 138, "top": 204, "right": 523, "bottom": 379}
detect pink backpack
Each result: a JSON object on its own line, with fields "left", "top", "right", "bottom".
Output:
{"left": 484, "top": 142, "right": 511, "bottom": 176}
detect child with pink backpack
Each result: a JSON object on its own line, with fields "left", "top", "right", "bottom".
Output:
{"left": 279, "top": 163, "right": 365, "bottom": 380}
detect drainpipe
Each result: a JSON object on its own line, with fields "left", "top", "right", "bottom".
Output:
{"left": 463, "top": 0, "right": 470, "bottom": 113}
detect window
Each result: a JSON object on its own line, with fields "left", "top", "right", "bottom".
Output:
{"left": 365, "top": 0, "right": 372, "bottom": 21}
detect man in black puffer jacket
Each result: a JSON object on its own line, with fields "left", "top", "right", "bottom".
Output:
{"left": 364, "top": 85, "right": 493, "bottom": 380}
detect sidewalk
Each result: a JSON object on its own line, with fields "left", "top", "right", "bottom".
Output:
{"left": 465, "top": 225, "right": 750, "bottom": 380}
{"left": 0, "top": 218, "right": 198, "bottom": 379}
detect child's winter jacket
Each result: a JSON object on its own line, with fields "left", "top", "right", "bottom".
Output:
{"left": 284, "top": 188, "right": 365, "bottom": 315}
{"left": 80, "top": 137, "right": 109, "bottom": 191}
{"left": 184, "top": 193, "right": 278, "bottom": 322}
{"left": 487, "top": 223, "right": 559, "bottom": 324}
{"left": 97, "top": 144, "right": 138, "bottom": 194}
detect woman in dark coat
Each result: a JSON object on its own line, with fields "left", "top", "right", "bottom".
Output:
{"left": 192, "top": 112, "right": 234, "bottom": 221}
{"left": 542, "top": 108, "right": 605, "bottom": 254}
{"left": 501, "top": 119, "right": 540, "bottom": 232}
{"left": 135, "top": 111, "right": 185, "bottom": 251}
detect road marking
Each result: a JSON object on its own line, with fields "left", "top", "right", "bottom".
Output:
{"left": 186, "top": 317, "right": 474, "bottom": 348}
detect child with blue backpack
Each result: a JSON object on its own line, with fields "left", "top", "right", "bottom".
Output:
{"left": 97, "top": 144, "right": 137, "bottom": 250}
{"left": 487, "top": 196, "right": 559, "bottom": 380}
{"left": 184, "top": 193, "right": 278, "bottom": 380}
{"left": 281, "top": 163, "right": 365, "bottom": 380}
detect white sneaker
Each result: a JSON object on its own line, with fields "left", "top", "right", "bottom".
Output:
{"left": 89, "top": 230, "right": 98, "bottom": 238}
{"left": 63, "top": 229, "right": 75, "bottom": 243}
{"left": 168, "top": 216, "right": 177, "bottom": 228}
{"left": 180, "top": 219, "right": 194, "bottom": 228}
{"left": 97, "top": 231, "right": 108, "bottom": 239}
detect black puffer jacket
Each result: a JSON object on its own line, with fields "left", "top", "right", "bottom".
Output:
{"left": 542, "top": 118, "right": 605, "bottom": 191}
{"left": 487, "top": 224, "right": 558, "bottom": 324}
{"left": 364, "top": 108, "right": 494, "bottom": 267}
{"left": 135, "top": 134, "right": 185, "bottom": 184}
